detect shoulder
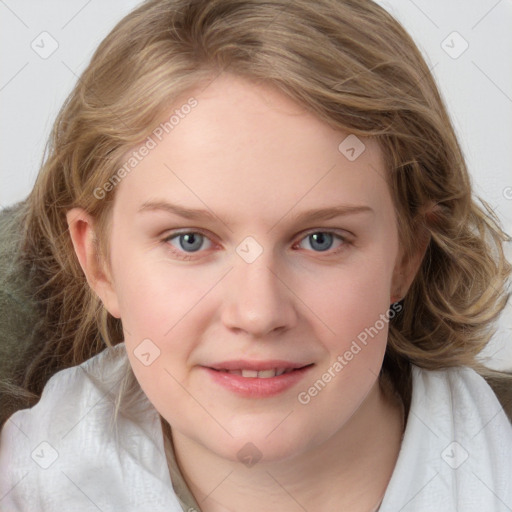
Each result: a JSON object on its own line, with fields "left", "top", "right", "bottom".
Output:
{"left": 410, "top": 363, "right": 511, "bottom": 425}
{"left": 412, "top": 364, "right": 511, "bottom": 405}
{"left": 0, "top": 343, "right": 180, "bottom": 511}
{"left": 380, "top": 364, "right": 512, "bottom": 510}
{"left": 409, "top": 364, "right": 512, "bottom": 476}
{"left": 0, "top": 343, "right": 130, "bottom": 458}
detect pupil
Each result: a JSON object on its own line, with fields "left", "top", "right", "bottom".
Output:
{"left": 310, "top": 232, "right": 332, "bottom": 251}
{"left": 179, "top": 233, "right": 203, "bottom": 252}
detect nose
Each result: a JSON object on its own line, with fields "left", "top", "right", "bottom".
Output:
{"left": 220, "top": 252, "right": 298, "bottom": 337}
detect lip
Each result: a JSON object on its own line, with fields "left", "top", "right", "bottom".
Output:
{"left": 202, "top": 362, "right": 314, "bottom": 398}
{"left": 208, "top": 359, "right": 310, "bottom": 371}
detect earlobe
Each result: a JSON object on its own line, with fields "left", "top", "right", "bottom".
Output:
{"left": 66, "top": 208, "right": 121, "bottom": 319}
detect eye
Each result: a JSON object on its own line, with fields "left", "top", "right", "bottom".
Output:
{"left": 296, "top": 231, "right": 346, "bottom": 252}
{"left": 164, "top": 231, "right": 213, "bottom": 255}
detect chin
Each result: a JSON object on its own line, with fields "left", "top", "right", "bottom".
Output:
{"left": 211, "top": 424, "right": 316, "bottom": 466}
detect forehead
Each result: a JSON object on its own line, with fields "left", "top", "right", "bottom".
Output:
{"left": 114, "top": 74, "right": 391, "bottom": 224}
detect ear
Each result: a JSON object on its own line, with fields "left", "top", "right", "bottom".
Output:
{"left": 390, "top": 226, "right": 430, "bottom": 304}
{"left": 66, "top": 208, "right": 121, "bottom": 318}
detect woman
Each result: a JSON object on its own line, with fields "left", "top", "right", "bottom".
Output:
{"left": 1, "top": 1, "right": 511, "bottom": 510}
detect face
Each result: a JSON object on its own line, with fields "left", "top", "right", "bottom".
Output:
{"left": 83, "top": 74, "right": 412, "bottom": 463}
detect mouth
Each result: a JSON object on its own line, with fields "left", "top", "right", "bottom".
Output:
{"left": 203, "top": 361, "right": 315, "bottom": 398}
{"left": 210, "top": 366, "right": 313, "bottom": 378}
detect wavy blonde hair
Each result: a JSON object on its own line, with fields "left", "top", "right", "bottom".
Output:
{"left": 3, "top": 0, "right": 511, "bottom": 423}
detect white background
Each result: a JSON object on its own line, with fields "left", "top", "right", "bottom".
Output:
{"left": 1, "top": 0, "right": 511, "bottom": 370}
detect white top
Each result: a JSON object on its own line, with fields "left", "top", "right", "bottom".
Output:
{"left": 1, "top": 343, "right": 511, "bottom": 511}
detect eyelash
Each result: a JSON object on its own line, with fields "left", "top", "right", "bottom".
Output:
{"left": 161, "top": 229, "right": 351, "bottom": 261}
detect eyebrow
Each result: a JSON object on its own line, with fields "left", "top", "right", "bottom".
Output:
{"left": 137, "top": 200, "right": 374, "bottom": 224}
{"left": 138, "top": 200, "right": 216, "bottom": 220}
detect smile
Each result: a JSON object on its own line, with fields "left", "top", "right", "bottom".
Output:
{"left": 203, "top": 364, "right": 314, "bottom": 398}
{"left": 215, "top": 368, "right": 296, "bottom": 378}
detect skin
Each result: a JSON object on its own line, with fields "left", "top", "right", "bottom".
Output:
{"left": 68, "top": 73, "right": 427, "bottom": 512}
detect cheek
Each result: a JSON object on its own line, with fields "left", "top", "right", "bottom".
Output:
{"left": 114, "top": 254, "right": 216, "bottom": 415}
{"left": 112, "top": 249, "right": 189, "bottom": 329}
{"left": 298, "top": 253, "right": 395, "bottom": 346}
{"left": 111, "top": 247, "right": 224, "bottom": 359}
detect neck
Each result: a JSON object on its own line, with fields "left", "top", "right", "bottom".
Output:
{"left": 163, "top": 373, "right": 405, "bottom": 512}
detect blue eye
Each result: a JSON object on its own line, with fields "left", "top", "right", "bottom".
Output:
{"left": 298, "top": 232, "right": 345, "bottom": 252}
{"left": 162, "top": 229, "right": 348, "bottom": 261}
{"left": 168, "top": 232, "right": 212, "bottom": 253}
